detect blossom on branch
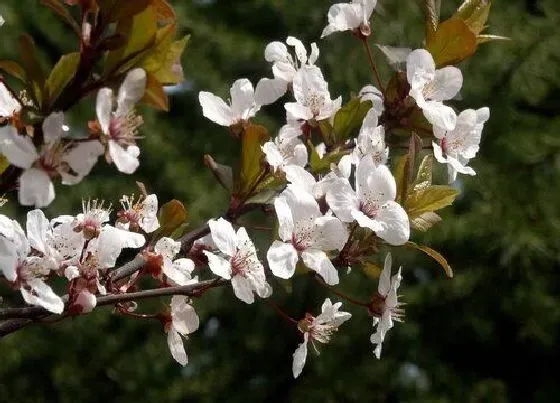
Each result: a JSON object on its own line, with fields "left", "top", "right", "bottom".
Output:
{"left": 432, "top": 107, "right": 490, "bottom": 183}
{"left": 284, "top": 66, "right": 341, "bottom": 124}
{"left": 321, "top": 0, "right": 377, "bottom": 38}
{"left": 267, "top": 185, "right": 348, "bottom": 285}
{"left": 0, "top": 112, "right": 103, "bottom": 207}
{"left": 96, "top": 68, "right": 147, "bottom": 174}
{"left": 326, "top": 156, "right": 410, "bottom": 245}
{"left": 370, "top": 252, "right": 404, "bottom": 358}
{"left": 199, "top": 78, "right": 285, "bottom": 129}
{"left": 265, "top": 36, "right": 319, "bottom": 86}
{"left": 292, "top": 298, "right": 351, "bottom": 378}
{"left": 164, "top": 296, "right": 200, "bottom": 366}
{"left": 406, "top": 49, "right": 463, "bottom": 131}
{"left": 203, "top": 218, "right": 271, "bottom": 304}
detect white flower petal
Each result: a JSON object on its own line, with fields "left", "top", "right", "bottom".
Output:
{"left": 0, "top": 82, "right": 21, "bottom": 117}
{"left": 0, "top": 238, "right": 18, "bottom": 281}
{"left": 378, "top": 252, "right": 392, "bottom": 296}
{"left": 230, "top": 78, "right": 256, "bottom": 121}
{"left": 19, "top": 168, "right": 55, "bottom": 208}
{"left": 208, "top": 218, "right": 238, "bottom": 257}
{"left": 302, "top": 248, "right": 339, "bottom": 285}
{"left": 96, "top": 88, "right": 113, "bottom": 134}
{"left": 429, "top": 67, "right": 463, "bottom": 101}
{"left": 171, "top": 295, "right": 199, "bottom": 334}
{"left": 292, "top": 334, "right": 308, "bottom": 378}
{"left": 167, "top": 330, "right": 188, "bottom": 366}
{"left": 108, "top": 141, "right": 139, "bottom": 174}
{"left": 42, "top": 112, "right": 65, "bottom": 145}
{"left": 264, "top": 41, "right": 288, "bottom": 62}
{"left": 273, "top": 194, "right": 295, "bottom": 241}
{"left": 284, "top": 165, "right": 316, "bottom": 195}
{"left": 26, "top": 209, "right": 50, "bottom": 255}
{"left": 203, "top": 250, "right": 232, "bottom": 279}
{"left": 0, "top": 125, "right": 38, "bottom": 169}
{"left": 406, "top": 49, "right": 436, "bottom": 90}
{"left": 255, "top": 78, "right": 287, "bottom": 106}
{"left": 64, "top": 140, "right": 104, "bottom": 176}
{"left": 267, "top": 240, "right": 298, "bottom": 280}
{"left": 198, "top": 91, "right": 234, "bottom": 126}
{"left": 164, "top": 258, "right": 196, "bottom": 286}
{"left": 325, "top": 178, "right": 359, "bottom": 222}
{"left": 21, "top": 278, "right": 64, "bottom": 314}
{"left": 231, "top": 275, "right": 255, "bottom": 304}
{"left": 375, "top": 201, "right": 410, "bottom": 245}
{"left": 116, "top": 68, "right": 147, "bottom": 117}
{"left": 312, "top": 216, "right": 348, "bottom": 251}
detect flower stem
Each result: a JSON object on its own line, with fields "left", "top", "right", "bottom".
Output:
{"left": 362, "top": 38, "right": 385, "bottom": 93}
{"left": 312, "top": 274, "right": 369, "bottom": 307}
{"left": 265, "top": 299, "right": 298, "bottom": 325}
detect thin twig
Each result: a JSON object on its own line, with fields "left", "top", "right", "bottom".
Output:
{"left": 362, "top": 38, "right": 385, "bottom": 93}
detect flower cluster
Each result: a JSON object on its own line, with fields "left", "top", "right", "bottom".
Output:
{"left": 0, "top": 0, "right": 499, "bottom": 378}
{"left": 0, "top": 69, "right": 147, "bottom": 207}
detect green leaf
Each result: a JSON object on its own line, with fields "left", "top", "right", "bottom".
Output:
{"left": 204, "top": 154, "right": 234, "bottom": 193}
{"left": 411, "top": 211, "right": 442, "bottom": 231}
{"left": 405, "top": 184, "right": 459, "bottom": 218}
{"left": 141, "top": 72, "right": 169, "bottom": 111}
{"left": 18, "top": 34, "right": 46, "bottom": 108}
{"left": 406, "top": 241, "right": 453, "bottom": 277}
{"left": 46, "top": 52, "right": 80, "bottom": 107}
{"left": 97, "top": 0, "right": 152, "bottom": 23}
{"left": 0, "top": 60, "right": 26, "bottom": 82}
{"left": 235, "top": 123, "right": 270, "bottom": 198}
{"left": 309, "top": 142, "right": 347, "bottom": 174}
{"left": 424, "top": 0, "right": 441, "bottom": 41}
{"left": 394, "top": 154, "right": 408, "bottom": 204}
{"left": 157, "top": 199, "right": 188, "bottom": 238}
{"left": 0, "top": 155, "right": 10, "bottom": 175}
{"left": 476, "top": 34, "right": 510, "bottom": 44}
{"left": 142, "top": 24, "right": 189, "bottom": 85}
{"left": 362, "top": 262, "right": 383, "bottom": 280}
{"left": 426, "top": 18, "right": 477, "bottom": 67}
{"left": 40, "top": 0, "right": 80, "bottom": 34}
{"left": 104, "top": 6, "right": 158, "bottom": 76}
{"left": 455, "top": 0, "right": 490, "bottom": 35}
{"left": 245, "top": 189, "right": 277, "bottom": 205}
{"left": 332, "top": 98, "right": 372, "bottom": 144}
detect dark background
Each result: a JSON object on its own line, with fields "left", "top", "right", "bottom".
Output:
{"left": 0, "top": 0, "right": 559, "bottom": 401}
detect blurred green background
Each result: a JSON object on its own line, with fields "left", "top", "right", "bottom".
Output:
{"left": 1, "top": 0, "right": 559, "bottom": 401}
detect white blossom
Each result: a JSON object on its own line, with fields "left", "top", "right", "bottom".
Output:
{"left": 0, "top": 210, "right": 80, "bottom": 313}
{"left": 203, "top": 218, "right": 271, "bottom": 304}
{"left": 267, "top": 185, "right": 348, "bottom": 285}
{"left": 154, "top": 237, "right": 197, "bottom": 286}
{"left": 96, "top": 68, "right": 146, "bottom": 174}
{"left": 325, "top": 156, "right": 410, "bottom": 245}
{"left": 284, "top": 66, "right": 341, "bottom": 123}
{"left": 0, "top": 112, "right": 103, "bottom": 207}
{"left": 406, "top": 49, "right": 463, "bottom": 131}
{"left": 166, "top": 296, "right": 200, "bottom": 366}
{"left": 199, "top": 78, "right": 285, "bottom": 128}
{"left": 370, "top": 252, "right": 404, "bottom": 358}
{"left": 321, "top": 0, "right": 377, "bottom": 38}
{"left": 117, "top": 193, "right": 160, "bottom": 233}
{"left": 262, "top": 124, "right": 308, "bottom": 171}
{"left": 343, "top": 108, "right": 388, "bottom": 169}
{"left": 265, "top": 36, "right": 319, "bottom": 85}
{"left": 432, "top": 107, "right": 490, "bottom": 183}
{"left": 292, "top": 298, "right": 351, "bottom": 378}
{"left": 0, "top": 82, "right": 21, "bottom": 118}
